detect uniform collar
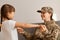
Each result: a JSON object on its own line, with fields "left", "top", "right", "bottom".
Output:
{"left": 44, "top": 20, "right": 55, "bottom": 25}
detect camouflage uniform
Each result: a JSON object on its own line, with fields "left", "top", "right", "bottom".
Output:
{"left": 21, "top": 20, "right": 60, "bottom": 40}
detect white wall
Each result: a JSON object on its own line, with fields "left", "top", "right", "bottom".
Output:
{"left": 0, "top": 0, "right": 60, "bottom": 23}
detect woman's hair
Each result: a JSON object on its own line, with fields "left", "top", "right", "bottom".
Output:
{"left": 1, "top": 4, "right": 15, "bottom": 23}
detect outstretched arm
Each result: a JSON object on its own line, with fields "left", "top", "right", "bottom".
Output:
{"left": 15, "top": 22, "right": 40, "bottom": 28}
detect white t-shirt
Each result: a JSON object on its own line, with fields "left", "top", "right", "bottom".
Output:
{"left": 1, "top": 20, "right": 18, "bottom": 40}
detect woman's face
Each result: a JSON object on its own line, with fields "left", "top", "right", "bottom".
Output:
{"left": 41, "top": 12, "right": 51, "bottom": 21}
{"left": 7, "top": 12, "right": 15, "bottom": 20}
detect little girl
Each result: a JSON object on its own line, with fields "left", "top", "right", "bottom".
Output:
{"left": 1, "top": 4, "right": 41, "bottom": 40}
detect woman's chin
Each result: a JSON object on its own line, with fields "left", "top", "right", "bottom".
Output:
{"left": 42, "top": 18, "right": 45, "bottom": 20}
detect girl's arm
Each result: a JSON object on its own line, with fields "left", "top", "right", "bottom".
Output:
{"left": 15, "top": 22, "right": 40, "bottom": 28}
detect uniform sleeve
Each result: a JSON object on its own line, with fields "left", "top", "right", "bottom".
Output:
{"left": 9, "top": 20, "right": 16, "bottom": 29}
{"left": 35, "top": 29, "right": 45, "bottom": 38}
{"left": 36, "top": 24, "right": 60, "bottom": 40}
{"left": 21, "top": 31, "right": 32, "bottom": 40}
{"left": 45, "top": 29, "right": 59, "bottom": 40}
{"left": 43, "top": 24, "right": 60, "bottom": 40}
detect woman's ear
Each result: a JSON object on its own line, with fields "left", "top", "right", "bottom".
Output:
{"left": 49, "top": 13, "right": 52, "bottom": 17}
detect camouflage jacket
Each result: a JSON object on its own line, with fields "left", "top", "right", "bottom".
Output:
{"left": 21, "top": 20, "right": 60, "bottom": 40}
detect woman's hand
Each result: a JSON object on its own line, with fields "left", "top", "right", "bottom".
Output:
{"left": 17, "top": 28, "right": 25, "bottom": 34}
{"left": 40, "top": 25, "right": 48, "bottom": 32}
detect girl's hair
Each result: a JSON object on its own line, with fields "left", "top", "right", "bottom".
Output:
{"left": 1, "top": 4, "right": 15, "bottom": 24}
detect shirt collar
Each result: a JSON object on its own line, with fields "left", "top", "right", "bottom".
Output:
{"left": 44, "top": 20, "right": 55, "bottom": 25}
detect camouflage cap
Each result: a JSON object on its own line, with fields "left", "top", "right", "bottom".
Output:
{"left": 37, "top": 7, "right": 53, "bottom": 13}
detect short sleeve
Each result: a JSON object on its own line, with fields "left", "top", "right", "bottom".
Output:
{"left": 9, "top": 20, "right": 16, "bottom": 29}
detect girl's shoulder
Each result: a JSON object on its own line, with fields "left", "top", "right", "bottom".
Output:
{"left": 6, "top": 20, "right": 14, "bottom": 21}
{"left": 2, "top": 20, "right": 16, "bottom": 24}
{"left": 2, "top": 20, "right": 16, "bottom": 27}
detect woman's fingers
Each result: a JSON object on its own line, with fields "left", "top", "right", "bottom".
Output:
{"left": 17, "top": 28, "right": 24, "bottom": 33}
{"left": 40, "top": 25, "right": 47, "bottom": 32}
